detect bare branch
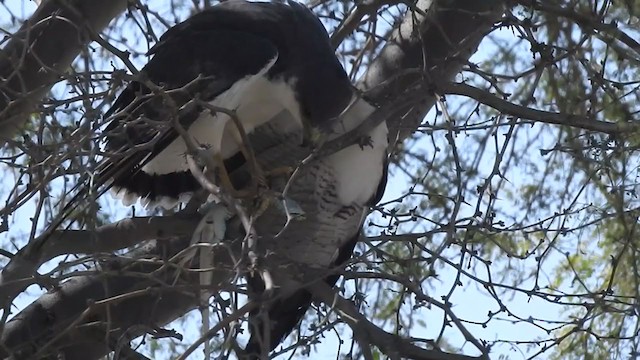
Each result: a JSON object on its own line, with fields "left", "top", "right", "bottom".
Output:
{"left": 309, "top": 282, "right": 488, "bottom": 360}
{"left": 0, "top": 0, "right": 128, "bottom": 145}
{"left": 0, "top": 1, "right": 507, "bottom": 358}
{"left": 0, "top": 216, "right": 201, "bottom": 310}
{"left": 0, "top": 233, "right": 241, "bottom": 360}
{"left": 439, "top": 81, "right": 640, "bottom": 134}
{"left": 358, "top": 0, "right": 505, "bottom": 143}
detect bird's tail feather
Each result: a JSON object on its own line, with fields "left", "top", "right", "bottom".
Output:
{"left": 244, "top": 232, "right": 360, "bottom": 358}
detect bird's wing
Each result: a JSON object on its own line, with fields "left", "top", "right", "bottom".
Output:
{"left": 101, "top": 27, "right": 279, "bottom": 196}
{"left": 52, "top": 22, "right": 279, "bottom": 228}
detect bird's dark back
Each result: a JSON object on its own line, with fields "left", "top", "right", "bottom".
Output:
{"left": 154, "top": 0, "right": 353, "bottom": 127}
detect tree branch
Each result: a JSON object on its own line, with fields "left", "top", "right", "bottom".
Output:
{"left": 0, "top": 0, "right": 129, "bottom": 145}
{"left": 0, "top": 216, "right": 201, "bottom": 309}
{"left": 439, "top": 82, "right": 640, "bottom": 134}
{"left": 0, "top": 232, "right": 241, "bottom": 360}
{"left": 309, "top": 282, "right": 488, "bottom": 360}
{"left": 358, "top": 0, "right": 505, "bottom": 143}
{"left": 513, "top": 0, "right": 640, "bottom": 58}
{"left": 0, "top": 1, "right": 506, "bottom": 359}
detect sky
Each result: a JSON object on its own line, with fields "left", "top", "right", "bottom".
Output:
{"left": 0, "top": 2, "right": 579, "bottom": 359}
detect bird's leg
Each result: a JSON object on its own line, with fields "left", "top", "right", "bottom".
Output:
{"left": 249, "top": 178, "right": 305, "bottom": 222}
{"left": 260, "top": 166, "right": 306, "bottom": 221}
{"left": 178, "top": 202, "right": 232, "bottom": 360}
{"left": 228, "top": 120, "right": 300, "bottom": 222}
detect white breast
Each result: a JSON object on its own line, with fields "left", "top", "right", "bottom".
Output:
{"left": 326, "top": 97, "right": 388, "bottom": 205}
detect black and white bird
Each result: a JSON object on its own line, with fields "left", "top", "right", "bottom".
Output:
{"left": 104, "top": 0, "right": 354, "bottom": 207}
{"left": 99, "top": 1, "right": 388, "bottom": 357}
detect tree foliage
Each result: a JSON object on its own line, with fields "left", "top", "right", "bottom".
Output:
{"left": 1, "top": 0, "right": 639, "bottom": 359}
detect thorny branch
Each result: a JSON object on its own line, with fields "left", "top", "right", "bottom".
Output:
{"left": 309, "top": 282, "right": 489, "bottom": 360}
{"left": 6, "top": 0, "right": 640, "bottom": 360}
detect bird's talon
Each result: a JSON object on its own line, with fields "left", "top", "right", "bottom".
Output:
{"left": 358, "top": 135, "right": 374, "bottom": 149}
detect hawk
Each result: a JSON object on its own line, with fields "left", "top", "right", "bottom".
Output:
{"left": 100, "top": 1, "right": 388, "bottom": 357}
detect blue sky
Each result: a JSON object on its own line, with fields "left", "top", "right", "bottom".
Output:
{"left": 0, "top": 2, "right": 584, "bottom": 359}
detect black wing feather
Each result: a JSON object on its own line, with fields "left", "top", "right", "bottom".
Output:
{"left": 50, "top": 22, "right": 278, "bottom": 234}
{"left": 103, "top": 28, "right": 278, "bottom": 193}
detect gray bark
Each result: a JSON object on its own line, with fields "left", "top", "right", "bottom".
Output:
{"left": 0, "top": 0, "right": 504, "bottom": 359}
{"left": 0, "top": 0, "right": 128, "bottom": 145}
{"left": 359, "top": 0, "right": 505, "bottom": 142}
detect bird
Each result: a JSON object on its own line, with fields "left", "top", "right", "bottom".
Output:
{"left": 97, "top": 1, "right": 389, "bottom": 358}
{"left": 102, "top": 0, "right": 354, "bottom": 208}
